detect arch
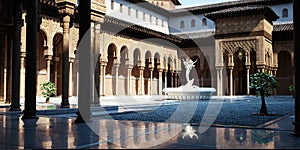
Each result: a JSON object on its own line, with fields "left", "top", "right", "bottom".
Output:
{"left": 132, "top": 49, "right": 141, "bottom": 95}
{"left": 37, "top": 30, "right": 47, "bottom": 72}
{"left": 51, "top": 33, "right": 63, "bottom": 96}
{"left": 233, "top": 47, "right": 247, "bottom": 95}
{"left": 106, "top": 43, "right": 117, "bottom": 75}
{"left": 144, "top": 51, "right": 152, "bottom": 95}
{"left": 119, "top": 46, "right": 128, "bottom": 76}
{"left": 167, "top": 56, "right": 173, "bottom": 87}
{"left": 191, "top": 19, "right": 196, "bottom": 28}
{"left": 282, "top": 8, "right": 288, "bottom": 18}
{"left": 180, "top": 20, "right": 185, "bottom": 29}
{"left": 277, "top": 51, "right": 293, "bottom": 95}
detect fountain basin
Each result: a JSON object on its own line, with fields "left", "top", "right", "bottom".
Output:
{"left": 163, "top": 86, "right": 216, "bottom": 100}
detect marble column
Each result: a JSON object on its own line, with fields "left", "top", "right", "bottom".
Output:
{"left": 23, "top": 0, "right": 39, "bottom": 119}
{"left": 114, "top": 63, "right": 119, "bottom": 95}
{"left": 69, "top": 58, "right": 74, "bottom": 97}
{"left": 216, "top": 67, "right": 223, "bottom": 96}
{"left": 229, "top": 66, "right": 233, "bottom": 96}
{"left": 61, "top": 15, "right": 71, "bottom": 108}
{"left": 164, "top": 70, "right": 167, "bottom": 89}
{"left": 20, "top": 52, "right": 26, "bottom": 98}
{"left": 246, "top": 65, "right": 250, "bottom": 95}
{"left": 149, "top": 68, "right": 153, "bottom": 95}
{"left": 139, "top": 66, "right": 144, "bottom": 95}
{"left": 158, "top": 69, "right": 163, "bottom": 95}
{"left": 126, "top": 65, "right": 132, "bottom": 96}
{"left": 100, "top": 62, "right": 107, "bottom": 96}
{"left": 170, "top": 71, "right": 173, "bottom": 88}
{"left": 45, "top": 55, "right": 52, "bottom": 81}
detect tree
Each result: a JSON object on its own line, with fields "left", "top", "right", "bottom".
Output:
{"left": 40, "top": 81, "right": 56, "bottom": 103}
{"left": 249, "top": 72, "right": 278, "bottom": 115}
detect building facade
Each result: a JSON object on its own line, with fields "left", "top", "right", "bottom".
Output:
{"left": 0, "top": 0, "right": 294, "bottom": 104}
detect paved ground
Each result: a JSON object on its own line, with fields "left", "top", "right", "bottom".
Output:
{"left": 0, "top": 95, "right": 299, "bottom": 149}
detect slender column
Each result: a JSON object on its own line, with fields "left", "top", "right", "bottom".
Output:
{"left": 246, "top": 66, "right": 250, "bottom": 95}
{"left": 229, "top": 67, "right": 233, "bottom": 96}
{"left": 245, "top": 51, "right": 251, "bottom": 95}
{"left": 139, "top": 66, "right": 144, "bottom": 95}
{"left": 69, "top": 58, "right": 74, "bottom": 97}
{"left": 170, "top": 70, "right": 174, "bottom": 87}
{"left": 61, "top": 15, "right": 70, "bottom": 108}
{"left": 114, "top": 63, "right": 119, "bottom": 95}
{"left": 45, "top": 56, "right": 52, "bottom": 81}
{"left": 158, "top": 69, "right": 163, "bottom": 95}
{"left": 216, "top": 67, "right": 223, "bottom": 96}
{"left": 100, "top": 62, "right": 107, "bottom": 96}
{"left": 164, "top": 70, "right": 167, "bottom": 89}
{"left": 20, "top": 52, "right": 26, "bottom": 98}
{"left": 23, "top": 0, "right": 39, "bottom": 119}
{"left": 292, "top": 0, "right": 300, "bottom": 136}
{"left": 149, "top": 68, "right": 153, "bottom": 95}
{"left": 176, "top": 72, "right": 180, "bottom": 87}
{"left": 126, "top": 65, "right": 132, "bottom": 96}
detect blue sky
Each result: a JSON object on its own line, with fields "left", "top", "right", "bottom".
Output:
{"left": 178, "top": 0, "right": 238, "bottom": 7}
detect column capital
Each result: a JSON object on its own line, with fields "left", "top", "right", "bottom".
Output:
{"left": 20, "top": 52, "right": 26, "bottom": 58}
{"left": 45, "top": 55, "right": 53, "bottom": 61}
{"left": 138, "top": 66, "right": 145, "bottom": 70}
{"left": 69, "top": 57, "right": 75, "bottom": 63}
{"left": 56, "top": 0, "right": 76, "bottom": 16}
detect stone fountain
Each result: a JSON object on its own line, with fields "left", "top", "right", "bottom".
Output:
{"left": 163, "top": 59, "right": 216, "bottom": 100}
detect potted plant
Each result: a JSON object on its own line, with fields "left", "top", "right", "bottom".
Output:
{"left": 249, "top": 72, "right": 278, "bottom": 115}
{"left": 40, "top": 80, "right": 56, "bottom": 103}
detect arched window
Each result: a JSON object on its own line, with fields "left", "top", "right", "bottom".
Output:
{"left": 191, "top": 19, "right": 196, "bottom": 28}
{"left": 128, "top": 7, "right": 131, "bottom": 16}
{"left": 120, "top": 4, "right": 123, "bottom": 13}
{"left": 202, "top": 18, "right": 207, "bottom": 26}
{"left": 282, "top": 8, "right": 288, "bottom": 18}
{"left": 180, "top": 21, "right": 185, "bottom": 29}
{"left": 111, "top": 0, "right": 114, "bottom": 10}
{"left": 161, "top": 2, "right": 164, "bottom": 6}
{"left": 136, "top": 10, "right": 138, "bottom": 18}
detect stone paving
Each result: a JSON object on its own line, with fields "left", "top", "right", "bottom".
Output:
{"left": 0, "top": 95, "right": 299, "bottom": 149}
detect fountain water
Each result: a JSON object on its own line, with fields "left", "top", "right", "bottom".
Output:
{"left": 163, "top": 59, "right": 216, "bottom": 100}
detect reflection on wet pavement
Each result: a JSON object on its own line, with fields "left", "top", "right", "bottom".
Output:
{"left": 0, "top": 114, "right": 299, "bottom": 149}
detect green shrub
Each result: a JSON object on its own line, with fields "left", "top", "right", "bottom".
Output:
{"left": 40, "top": 81, "right": 56, "bottom": 103}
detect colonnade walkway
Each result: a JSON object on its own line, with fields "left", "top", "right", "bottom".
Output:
{"left": 0, "top": 96, "right": 299, "bottom": 149}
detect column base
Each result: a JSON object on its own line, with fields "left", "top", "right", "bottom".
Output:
{"left": 60, "top": 103, "right": 70, "bottom": 108}
{"left": 75, "top": 111, "right": 92, "bottom": 123}
{"left": 22, "top": 109, "right": 38, "bottom": 119}
{"left": 9, "top": 105, "right": 22, "bottom": 111}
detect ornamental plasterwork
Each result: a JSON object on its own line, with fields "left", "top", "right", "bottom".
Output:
{"left": 222, "top": 39, "right": 256, "bottom": 54}
{"left": 273, "top": 41, "right": 293, "bottom": 53}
